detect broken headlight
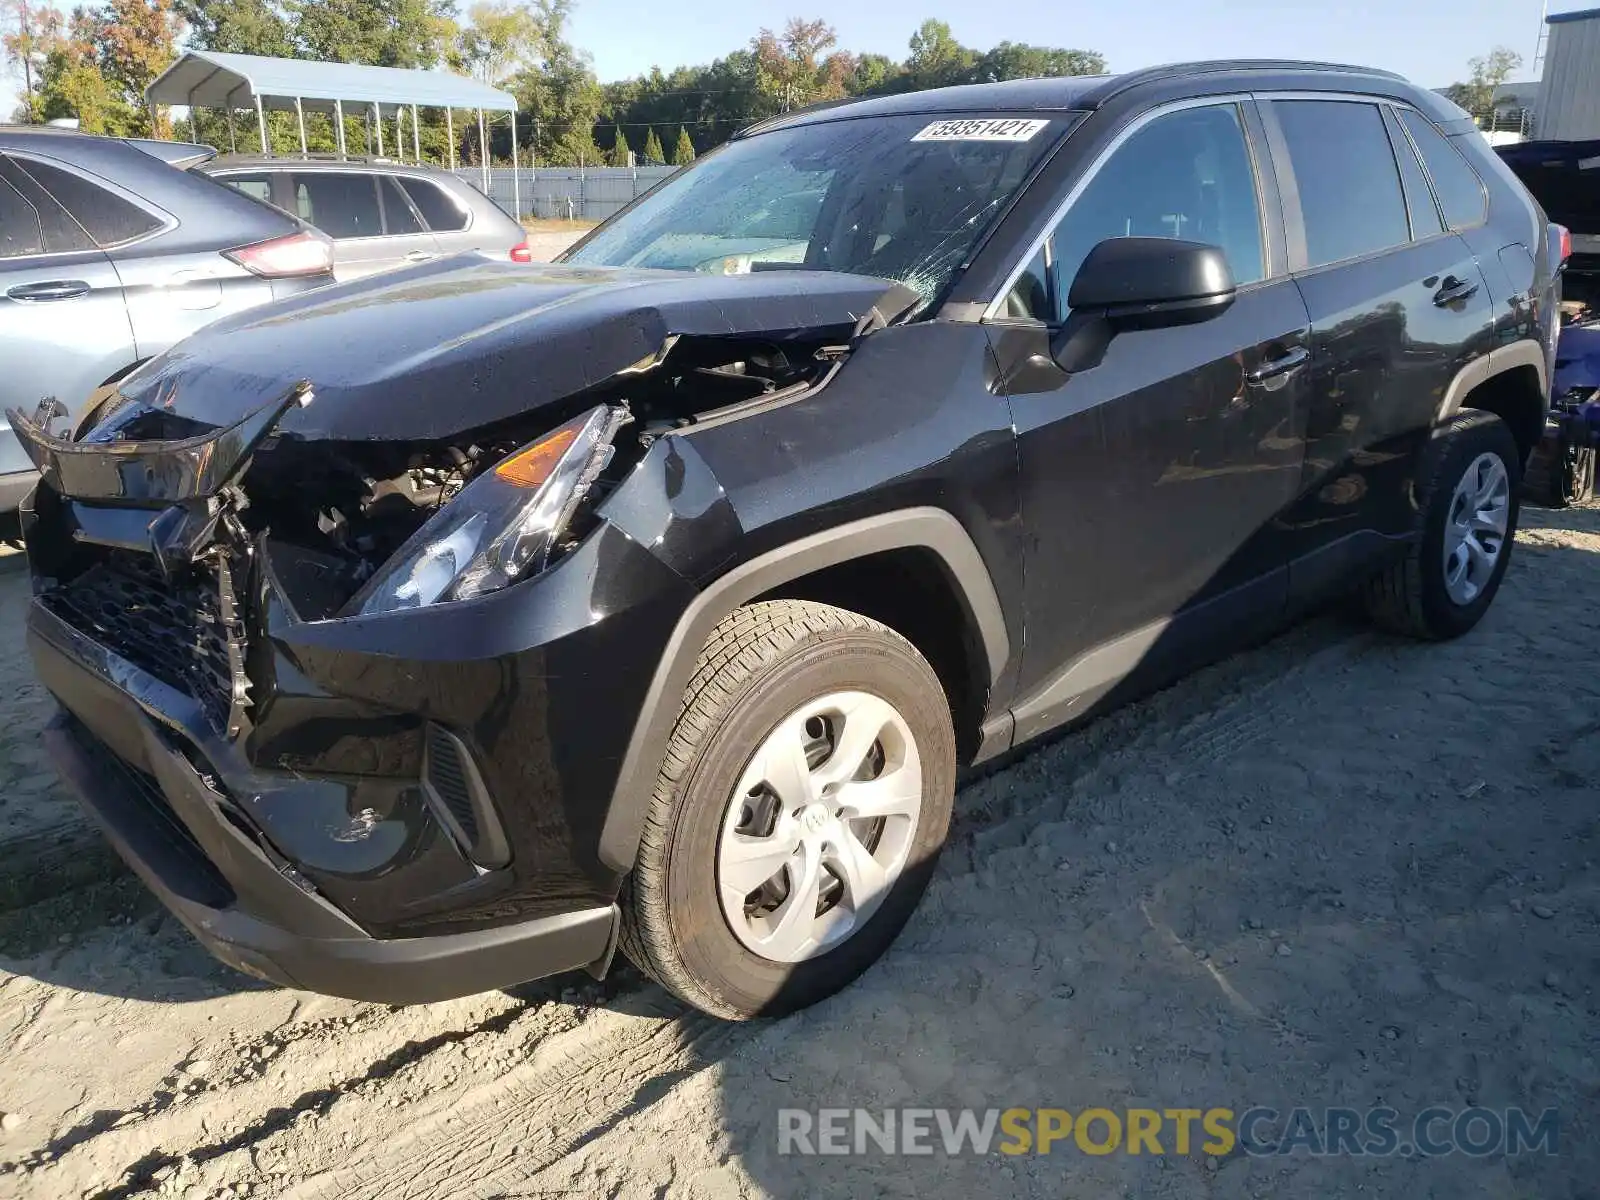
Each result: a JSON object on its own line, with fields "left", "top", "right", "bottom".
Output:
{"left": 351, "top": 405, "right": 627, "bottom": 616}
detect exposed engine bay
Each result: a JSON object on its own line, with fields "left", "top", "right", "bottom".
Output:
{"left": 225, "top": 332, "right": 845, "bottom": 620}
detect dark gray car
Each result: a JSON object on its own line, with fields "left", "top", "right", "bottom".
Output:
{"left": 0, "top": 126, "right": 334, "bottom": 517}
{"left": 200, "top": 158, "right": 529, "bottom": 281}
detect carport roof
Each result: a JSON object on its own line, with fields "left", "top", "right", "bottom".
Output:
{"left": 146, "top": 51, "right": 515, "bottom": 115}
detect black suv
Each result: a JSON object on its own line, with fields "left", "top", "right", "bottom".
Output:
{"left": 14, "top": 61, "right": 1559, "bottom": 1020}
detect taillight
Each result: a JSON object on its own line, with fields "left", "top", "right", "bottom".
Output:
{"left": 1556, "top": 224, "right": 1572, "bottom": 266}
{"left": 225, "top": 231, "right": 334, "bottom": 278}
{"left": 509, "top": 241, "right": 533, "bottom": 263}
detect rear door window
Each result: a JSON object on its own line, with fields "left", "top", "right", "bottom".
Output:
{"left": 12, "top": 156, "right": 163, "bottom": 245}
{"left": 1397, "top": 110, "right": 1488, "bottom": 230}
{"left": 0, "top": 173, "right": 44, "bottom": 258}
{"left": 398, "top": 178, "right": 469, "bottom": 231}
{"left": 0, "top": 156, "right": 96, "bottom": 252}
{"left": 1384, "top": 108, "right": 1445, "bottom": 239}
{"left": 290, "top": 172, "right": 382, "bottom": 238}
{"left": 1271, "top": 100, "right": 1411, "bottom": 268}
{"left": 380, "top": 177, "right": 424, "bottom": 234}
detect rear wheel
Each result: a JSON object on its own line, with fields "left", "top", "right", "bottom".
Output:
{"left": 1363, "top": 410, "right": 1521, "bottom": 640}
{"left": 619, "top": 600, "right": 956, "bottom": 1019}
{"left": 1523, "top": 431, "right": 1596, "bottom": 508}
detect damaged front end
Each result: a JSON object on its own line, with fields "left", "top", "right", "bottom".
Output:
{"left": 11, "top": 262, "right": 914, "bottom": 996}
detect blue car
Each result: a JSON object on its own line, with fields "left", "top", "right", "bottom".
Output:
{"left": 1499, "top": 139, "right": 1599, "bottom": 505}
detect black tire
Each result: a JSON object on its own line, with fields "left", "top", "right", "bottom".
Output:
{"left": 1523, "top": 434, "right": 1596, "bottom": 508}
{"left": 618, "top": 599, "right": 956, "bottom": 1020}
{"left": 1363, "top": 409, "right": 1521, "bottom": 640}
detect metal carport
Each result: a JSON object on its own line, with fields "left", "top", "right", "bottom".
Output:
{"left": 146, "top": 51, "right": 521, "bottom": 216}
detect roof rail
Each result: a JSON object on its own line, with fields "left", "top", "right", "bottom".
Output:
{"left": 1085, "top": 58, "right": 1408, "bottom": 106}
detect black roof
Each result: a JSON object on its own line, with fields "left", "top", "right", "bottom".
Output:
{"left": 740, "top": 59, "right": 1455, "bottom": 139}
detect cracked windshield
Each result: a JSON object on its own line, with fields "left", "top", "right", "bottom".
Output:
{"left": 565, "top": 114, "right": 1066, "bottom": 303}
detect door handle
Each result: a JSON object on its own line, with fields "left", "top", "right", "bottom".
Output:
{"left": 7, "top": 280, "right": 90, "bottom": 302}
{"left": 1433, "top": 276, "right": 1480, "bottom": 307}
{"left": 1247, "top": 345, "right": 1309, "bottom": 385}
{"left": 404, "top": 250, "right": 437, "bottom": 262}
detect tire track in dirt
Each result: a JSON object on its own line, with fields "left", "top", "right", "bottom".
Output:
{"left": 279, "top": 1005, "right": 736, "bottom": 1200}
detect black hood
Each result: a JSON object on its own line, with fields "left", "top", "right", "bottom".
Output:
{"left": 111, "top": 256, "right": 919, "bottom": 442}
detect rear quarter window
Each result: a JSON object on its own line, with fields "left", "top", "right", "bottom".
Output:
{"left": 0, "top": 173, "right": 44, "bottom": 257}
{"left": 0, "top": 156, "right": 97, "bottom": 252}
{"left": 398, "top": 178, "right": 470, "bottom": 231}
{"left": 1397, "top": 110, "right": 1488, "bottom": 230}
{"left": 13, "top": 156, "right": 164, "bottom": 245}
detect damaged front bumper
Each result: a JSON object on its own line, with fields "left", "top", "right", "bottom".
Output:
{"left": 14, "top": 390, "right": 706, "bottom": 1001}
{"left": 30, "top": 604, "right": 621, "bottom": 1001}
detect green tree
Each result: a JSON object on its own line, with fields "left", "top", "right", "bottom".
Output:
{"left": 849, "top": 51, "right": 899, "bottom": 94}
{"left": 35, "top": 10, "right": 136, "bottom": 133}
{"left": 95, "top": 0, "right": 184, "bottom": 134}
{"left": 671, "top": 124, "right": 694, "bottom": 164}
{"left": 640, "top": 125, "right": 664, "bottom": 163}
{"left": 1444, "top": 46, "right": 1523, "bottom": 121}
{"left": 2, "top": 0, "right": 67, "bottom": 118}
{"left": 290, "top": 0, "right": 456, "bottom": 69}
{"left": 752, "top": 17, "right": 852, "bottom": 111}
{"left": 456, "top": 0, "right": 543, "bottom": 85}
{"left": 970, "top": 42, "right": 1104, "bottom": 83}
{"left": 176, "top": 0, "right": 291, "bottom": 56}
{"left": 605, "top": 123, "right": 630, "bottom": 165}
{"left": 903, "top": 18, "right": 973, "bottom": 89}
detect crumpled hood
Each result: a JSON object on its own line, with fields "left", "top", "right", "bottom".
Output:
{"left": 112, "top": 256, "right": 918, "bottom": 441}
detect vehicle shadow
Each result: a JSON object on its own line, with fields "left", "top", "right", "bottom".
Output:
{"left": 694, "top": 505, "right": 1600, "bottom": 1200}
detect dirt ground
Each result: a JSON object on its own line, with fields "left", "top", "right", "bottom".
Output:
{"left": 519, "top": 228, "right": 588, "bottom": 261}
{"left": 0, "top": 502, "right": 1595, "bottom": 1200}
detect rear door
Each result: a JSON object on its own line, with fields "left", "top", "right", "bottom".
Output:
{"left": 397, "top": 175, "right": 492, "bottom": 258}
{"left": 1260, "top": 97, "right": 1498, "bottom": 601}
{"left": 284, "top": 171, "right": 402, "bottom": 280}
{"left": 0, "top": 156, "right": 135, "bottom": 466}
{"left": 375, "top": 174, "right": 443, "bottom": 266}
{"left": 12, "top": 152, "right": 244, "bottom": 365}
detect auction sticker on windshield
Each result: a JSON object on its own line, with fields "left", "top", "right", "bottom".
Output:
{"left": 911, "top": 118, "right": 1050, "bottom": 142}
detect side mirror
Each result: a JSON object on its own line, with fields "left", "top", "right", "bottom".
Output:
{"left": 1051, "top": 237, "right": 1237, "bottom": 372}
{"left": 1068, "top": 236, "right": 1237, "bottom": 329}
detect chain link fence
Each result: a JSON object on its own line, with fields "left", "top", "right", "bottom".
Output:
{"left": 453, "top": 166, "right": 678, "bottom": 221}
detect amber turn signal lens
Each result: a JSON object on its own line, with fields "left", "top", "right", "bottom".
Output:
{"left": 495, "top": 427, "right": 579, "bottom": 488}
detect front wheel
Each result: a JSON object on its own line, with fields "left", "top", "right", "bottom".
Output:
{"left": 618, "top": 600, "right": 956, "bottom": 1019}
{"left": 1363, "top": 410, "right": 1521, "bottom": 640}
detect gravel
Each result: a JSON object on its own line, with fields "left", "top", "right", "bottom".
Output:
{"left": 0, "top": 505, "right": 1596, "bottom": 1198}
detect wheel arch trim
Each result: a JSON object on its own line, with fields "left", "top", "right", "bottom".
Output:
{"left": 597, "top": 507, "right": 1009, "bottom": 873}
{"left": 1436, "top": 338, "right": 1549, "bottom": 425}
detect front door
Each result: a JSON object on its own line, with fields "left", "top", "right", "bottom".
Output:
{"left": 989, "top": 100, "right": 1312, "bottom": 741}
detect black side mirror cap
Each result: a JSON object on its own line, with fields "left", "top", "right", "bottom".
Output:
{"left": 1066, "top": 236, "right": 1237, "bottom": 332}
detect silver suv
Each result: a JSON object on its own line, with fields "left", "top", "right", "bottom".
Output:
{"left": 0, "top": 126, "right": 334, "bottom": 521}
{"left": 201, "top": 158, "right": 529, "bottom": 281}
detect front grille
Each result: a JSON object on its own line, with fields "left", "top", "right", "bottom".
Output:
{"left": 42, "top": 551, "right": 245, "bottom": 735}
{"left": 62, "top": 718, "right": 235, "bottom": 909}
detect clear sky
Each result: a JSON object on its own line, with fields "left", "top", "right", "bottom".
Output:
{"left": 2, "top": 0, "right": 1591, "bottom": 123}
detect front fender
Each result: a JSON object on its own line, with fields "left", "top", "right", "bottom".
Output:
{"left": 595, "top": 506, "right": 1009, "bottom": 872}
